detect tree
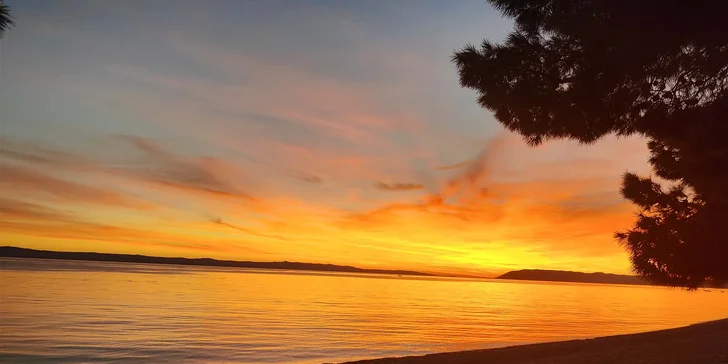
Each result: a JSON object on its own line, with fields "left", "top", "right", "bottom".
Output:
{"left": 453, "top": 0, "right": 728, "bottom": 289}
{"left": 0, "top": 0, "right": 14, "bottom": 38}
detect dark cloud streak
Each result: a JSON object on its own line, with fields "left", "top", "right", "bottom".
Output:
{"left": 435, "top": 159, "right": 470, "bottom": 171}
{"left": 117, "top": 136, "right": 254, "bottom": 200}
{"left": 212, "top": 217, "right": 289, "bottom": 241}
{"left": 0, "top": 140, "right": 97, "bottom": 171}
{"left": 0, "top": 162, "right": 148, "bottom": 209}
{"left": 375, "top": 182, "right": 424, "bottom": 191}
{"left": 288, "top": 171, "right": 323, "bottom": 184}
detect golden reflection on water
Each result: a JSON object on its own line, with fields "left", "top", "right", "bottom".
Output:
{"left": 1, "top": 258, "right": 727, "bottom": 363}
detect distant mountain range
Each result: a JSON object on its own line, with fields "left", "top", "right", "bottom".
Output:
{"left": 497, "top": 269, "right": 649, "bottom": 286}
{"left": 0, "top": 247, "right": 668, "bottom": 286}
{"left": 0, "top": 246, "right": 433, "bottom": 277}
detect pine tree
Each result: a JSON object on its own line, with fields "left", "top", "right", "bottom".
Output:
{"left": 454, "top": 0, "right": 728, "bottom": 288}
{"left": 0, "top": 0, "right": 14, "bottom": 38}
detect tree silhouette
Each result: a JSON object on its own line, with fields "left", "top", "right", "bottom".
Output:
{"left": 454, "top": 0, "right": 728, "bottom": 288}
{"left": 0, "top": 0, "right": 14, "bottom": 38}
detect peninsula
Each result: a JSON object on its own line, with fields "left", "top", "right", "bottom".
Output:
{"left": 0, "top": 246, "right": 433, "bottom": 277}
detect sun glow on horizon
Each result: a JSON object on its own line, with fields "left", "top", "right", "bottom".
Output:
{"left": 1, "top": 0, "right": 650, "bottom": 277}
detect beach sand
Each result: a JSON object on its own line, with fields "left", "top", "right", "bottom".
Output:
{"left": 343, "top": 319, "right": 728, "bottom": 364}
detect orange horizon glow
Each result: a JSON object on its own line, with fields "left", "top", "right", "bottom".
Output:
{"left": 0, "top": 131, "right": 650, "bottom": 277}
{"left": 1, "top": 1, "right": 652, "bottom": 278}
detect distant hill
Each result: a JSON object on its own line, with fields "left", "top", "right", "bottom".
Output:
{"left": 0, "top": 246, "right": 433, "bottom": 277}
{"left": 497, "top": 269, "right": 649, "bottom": 286}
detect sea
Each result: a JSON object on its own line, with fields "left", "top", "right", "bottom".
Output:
{"left": 1, "top": 258, "right": 726, "bottom": 364}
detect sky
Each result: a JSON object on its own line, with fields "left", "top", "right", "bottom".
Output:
{"left": 0, "top": 0, "right": 651, "bottom": 277}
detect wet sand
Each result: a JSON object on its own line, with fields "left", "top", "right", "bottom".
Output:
{"left": 343, "top": 318, "right": 728, "bottom": 364}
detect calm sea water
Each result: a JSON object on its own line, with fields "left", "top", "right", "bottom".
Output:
{"left": 1, "top": 258, "right": 726, "bottom": 363}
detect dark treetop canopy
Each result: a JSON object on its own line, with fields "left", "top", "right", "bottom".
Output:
{"left": 454, "top": 0, "right": 728, "bottom": 288}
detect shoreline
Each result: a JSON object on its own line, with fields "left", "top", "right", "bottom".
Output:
{"left": 342, "top": 318, "right": 728, "bottom": 364}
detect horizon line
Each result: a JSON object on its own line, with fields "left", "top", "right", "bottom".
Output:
{"left": 0, "top": 246, "right": 495, "bottom": 279}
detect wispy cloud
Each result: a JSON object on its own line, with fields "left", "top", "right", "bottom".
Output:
{"left": 0, "top": 199, "right": 264, "bottom": 255}
{"left": 288, "top": 171, "right": 324, "bottom": 184}
{"left": 1, "top": 0, "right": 653, "bottom": 274}
{"left": 0, "top": 140, "right": 97, "bottom": 171}
{"left": 114, "top": 135, "right": 254, "bottom": 200}
{"left": 374, "top": 182, "right": 424, "bottom": 191}
{"left": 0, "top": 131, "right": 641, "bottom": 274}
{"left": 0, "top": 162, "right": 150, "bottom": 209}
{"left": 435, "top": 160, "right": 471, "bottom": 171}
{"left": 0, "top": 218, "right": 230, "bottom": 253}
{"left": 212, "top": 217, "right": 289, "bottom": 241}
{"left": 441, "top": 134, "right": 511, "bottom": 202}
{"left": 2, "top": 136, "right": 255, "bottom": 205}
{"left": 0, "top": 198, "right": 70, "bottom": 221}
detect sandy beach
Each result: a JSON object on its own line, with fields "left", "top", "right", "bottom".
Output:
{"left": 343, "top": 319, "right": 728, "bottom": 364}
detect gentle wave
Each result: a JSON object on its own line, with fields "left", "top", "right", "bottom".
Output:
{"left": 1, "top": 258, "right": 727, "bottom": 363}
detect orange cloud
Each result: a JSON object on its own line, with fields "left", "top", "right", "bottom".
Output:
{"left": 111, "top": 135, "right": 255, "bottom": 201}
{"left": 3, "top": 3, "right": 656, "bottom": 277}
{"left": 0, "top": 198, "right": 70, "bottom": 221}
{"left": 0, "top": 162, "right": 150, "bottom": 210}
{"left": 0, "top": 219, "right": 230, "bottom": 253}
{"left": 0, "top": 202, "right": 266, "bottom": 256}
{"left": 321, "top": 134, "right": 639, "bottom": 274}
{"left": 0, "top": 131, "right": 643, "bottom": 276}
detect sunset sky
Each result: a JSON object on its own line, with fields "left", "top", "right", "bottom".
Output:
{"left": 1, "top": 0, "right": 651, "bottom": 276}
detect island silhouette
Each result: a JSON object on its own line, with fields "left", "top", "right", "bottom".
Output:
{"left": 497, "top": 269, "right": 648, "bottom": 286}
